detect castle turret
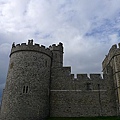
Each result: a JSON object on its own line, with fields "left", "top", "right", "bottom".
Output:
{"left": 102, "top": 43, "right": 120, "bottom": 116}
{"left": 49, "top": 42, "right": 63, "bottom": 67}
{"left": 0, "top": 40, "right": 52, "bottom": 120}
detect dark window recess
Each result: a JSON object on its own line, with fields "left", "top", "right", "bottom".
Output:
{"left": 23, "top": 86, "right": 25, "bottom": 93}
{"left": 23, "top": 86, "right": 29, "bottom": 93}
{"left": 98, "top": 84, "right": 100, "bottom": 90}
{"left": 45, "top": 61, "right": 47, "bottom": 67}
{"left": 26, "top": 86, "right": 28, "bottom": 93}
{"left": 86, "top": 83, "right": 92, "bottom": 90}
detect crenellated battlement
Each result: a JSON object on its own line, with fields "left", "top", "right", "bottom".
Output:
{"left": 90, "top": 74, "right": 103, "bottom": 80}
{"left": 75, "top": 74, "right": 104, "bottom": 80}
{"left": 10, "top": 40, "right": 52, "bottom": 58}
{"left": 49, "top": 42, "right": 63, "bottom": 52}
{"left": 77, "top": 74, "right": 89, "bottom": 80}
{"left": 1, "top": 39, "right": 118, "bottom": 119}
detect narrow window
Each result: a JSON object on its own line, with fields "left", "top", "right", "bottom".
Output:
{"left": 26, "top": 86, "right": 28, "bottom": 93}
{"left": 45, "top": 60, "right": 47, "bottom": 67}
{"left": 23, "top": 86, "right": 25, "bottom": 93}
{"left": 86, "top": 83, "right": 92, "bottom": 90}
{"left": 98, "top": 84, "right": 100, "bottom": 90}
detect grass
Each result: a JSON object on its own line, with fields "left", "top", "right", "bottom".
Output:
{"left": 47, "top": 116, "right": 120, "bottom": 120}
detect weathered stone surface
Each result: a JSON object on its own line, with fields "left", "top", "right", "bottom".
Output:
{"left": 0, "top": 40, "right": 118, "bottom": 119}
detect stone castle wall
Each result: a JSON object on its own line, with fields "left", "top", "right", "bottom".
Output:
{"left": 50, "top": 67, "right": 117, "bottom": 117}
{"left": 0, "top": 40, "right": 118, "bottom": 119}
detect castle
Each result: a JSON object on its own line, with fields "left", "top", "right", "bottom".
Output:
{"left": 0, "top": 40, "right": 119, "bottom": 120}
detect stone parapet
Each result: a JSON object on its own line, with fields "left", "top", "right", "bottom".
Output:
{"left": 49, "top": 42, "right": 63, "bottom": 52}
{"left": 10, "top": 40, "right": 52, "bottom": 58}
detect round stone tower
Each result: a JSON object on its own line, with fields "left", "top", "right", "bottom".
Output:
{"left": 0, "top": 40, "right": 52, "bottom": 120}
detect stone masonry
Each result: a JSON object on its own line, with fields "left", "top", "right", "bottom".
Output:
{"left": 0, "top": 40, "right": 119, "bottom": 120}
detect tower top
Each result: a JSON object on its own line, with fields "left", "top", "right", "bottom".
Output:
{"left": 49, "top": 42, "right": 63, "bottom": 53}
{"left": 102, "top": 43, "right": 120, "bottom": 72}
{"left": 10, "top": 40, "right": 52, "bottom": 58}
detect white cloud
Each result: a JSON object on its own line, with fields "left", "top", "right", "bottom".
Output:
{"left": 109, "top": 33, "right": 120, "bottom": 45}
{"left": 0, "top": 0, "right": 120, "bottom": 87}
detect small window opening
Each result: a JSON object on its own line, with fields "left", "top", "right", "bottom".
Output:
{"left": 23, "top": 86, "right": 29, "bottom": 93}
{"left": 86, "top": 83, "right": 92, "bottom": 90}
{"left": 45, "top": 61, "right": 47, "bottom": 67}
{"left": 98, "top": 84, "right": 100, "bottom": 90}
{"left": 26, "top": 86, "right": 28, "bottom": 93}
{"left": 23, "top": 86, "right": 25, "bottom": 93}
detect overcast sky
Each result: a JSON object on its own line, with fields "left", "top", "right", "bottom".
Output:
{"left": 0, "top": 0, "right": 120, "bottom": 102}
